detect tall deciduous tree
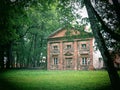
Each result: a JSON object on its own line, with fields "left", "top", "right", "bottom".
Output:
{"left": 84, "top": 0, "right": 120, "bottom": 90}
{"left": 11, "top": 0, "right": 62, "bottom": 68}
{"left": 0, "top": 0, "right": 61, "bottom": 69}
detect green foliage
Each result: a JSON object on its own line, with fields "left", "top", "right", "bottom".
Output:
{"left": 64, "top": 26, "right": 93, "bottom": 42}
{"left": 10, "top": 0, "right": 63, "bottom": 68}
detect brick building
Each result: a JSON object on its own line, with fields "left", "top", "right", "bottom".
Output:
{"left": 47, "top": 27, "right": 95, "bottom": 70}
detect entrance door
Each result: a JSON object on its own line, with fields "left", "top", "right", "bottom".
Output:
{"left": 65, "top": 58, "right": 73, "bottom": 70}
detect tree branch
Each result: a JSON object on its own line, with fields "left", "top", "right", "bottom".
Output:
{"left": 112, "top": 0, "right": 120, "bottom": 23}
{"left": 90, "top": 1, "right": 120, "bottom": 42}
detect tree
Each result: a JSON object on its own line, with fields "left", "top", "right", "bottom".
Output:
{"left": 10, "top": 0, "right": 62, "bottom": 68}
{"left": 0, "top": 0, "right": 61, "bottom": 69}
{"left": 0, "top": 0, "right": 18, "bottom": 69}
{"left": 84, "top": 0, "right": 120, "bottom": 90}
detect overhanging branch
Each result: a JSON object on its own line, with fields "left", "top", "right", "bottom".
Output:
{"left": 90, "top": 2, "right": 120, "bottom": 42}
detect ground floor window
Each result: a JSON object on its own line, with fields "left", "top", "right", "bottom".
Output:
{"left": 82, "top": 57, "right": 87, "bottom": 65}
{"left": 54, "top": 57, "right": 58, "bottom": 65}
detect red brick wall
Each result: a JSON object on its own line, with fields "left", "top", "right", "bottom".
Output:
{"left": 47, "top": 38, "right": 94, "bottom": 70}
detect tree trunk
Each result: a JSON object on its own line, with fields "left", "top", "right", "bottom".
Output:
{"left": 27, "top": 35, "right": 34, "bottom": 67}
{"left": 21, "top": 38, "right": 25, "bottom": 68}
{"left": 6, "top": 43, "right": 13, "bottom": 69}
{"left": 0, "top": 46, "right": 4, "bottom": 69}
{"left": 84, "top": 0, "right": 120, "bottom": 90}
{"left": 16, "top": 51, "right": 20, "bottom": 68}
{"left": 33, "top": 34, "right": 37, "bottom": 67}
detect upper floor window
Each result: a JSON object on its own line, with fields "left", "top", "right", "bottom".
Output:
{"left": 82, "top": 57, "right": 87, "bottom": 65}
{"left": 53, "top": 45, "right": 58, "bottom": 49}
{"left": 81, "top": 44, "right": 86, "bottom": 49}
{"left": 99, "top": 58, "right": 102, "bottom": 62}
{"left": 67, "top": 45, "right": 71, "bottom": 49}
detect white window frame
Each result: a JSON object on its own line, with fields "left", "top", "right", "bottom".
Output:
{"left": 82, "top": 57, "right": 87, "bottom": 65}
{"left": 67, "top": 45, "right": 71, "bottom": 49}
{"left": 54, "top": 57, "right": 58, "bottom": 65}
{"left": 53, "top": 45, "right": 58, "bottom": 50}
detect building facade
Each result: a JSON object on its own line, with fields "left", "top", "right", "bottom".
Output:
{"left": 92, "top": 38, "right": 105, "bottom": 69}
{"left": 47, "top": 27, "right": 97, "bottom": 70}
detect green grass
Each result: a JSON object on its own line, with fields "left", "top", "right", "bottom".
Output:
{"left": 0, "top": 70, "right": 117, "bottom": 90}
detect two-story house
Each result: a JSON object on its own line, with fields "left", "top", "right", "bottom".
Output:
{"left": 47, "top": 27, "right": 95, "bottom": 70}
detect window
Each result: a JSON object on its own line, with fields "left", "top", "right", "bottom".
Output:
{"left": 82, "top": 57, "right": 87, "bottom": 65}
{"left": 54, "top": 57, "right": 58, "bottom": 65}
{"left": 81, "top": 44, "right": 86, "bottom": 49}
{"left": 99, "top": 58, "right": 102, "bottom": 61}
{"left": 67, "top": 45, "right": 71, "bottom": 49}
{"left": 53, "top": 45, "right": 58, "bottom": 49}
{"left": 99, "top": 58, "right": 102, "bottom": 63}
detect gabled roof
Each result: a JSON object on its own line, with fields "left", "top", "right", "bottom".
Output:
{"left": 48, "top": 27, "right": 93, "bottom": 39}
{"left": 48, "top": 27, "right": 65, "bottom": 38}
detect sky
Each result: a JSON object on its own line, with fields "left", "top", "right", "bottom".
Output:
{"left": 80, "top": 7, "right": 88, "bottom": 18}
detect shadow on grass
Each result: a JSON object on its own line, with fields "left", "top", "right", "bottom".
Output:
{"left": 0, "top": 78, "right": 16, "bottom": 90}
{"left": 0, "top": 80, "right": 112, "bottom": 90}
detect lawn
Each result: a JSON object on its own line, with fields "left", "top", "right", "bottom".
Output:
{"left": 0, "top": 70, "right": 117, "bottom": 90}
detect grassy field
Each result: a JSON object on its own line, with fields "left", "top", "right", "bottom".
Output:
{"left": 0, "top": 70, "right": 117, "bottom": 90}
